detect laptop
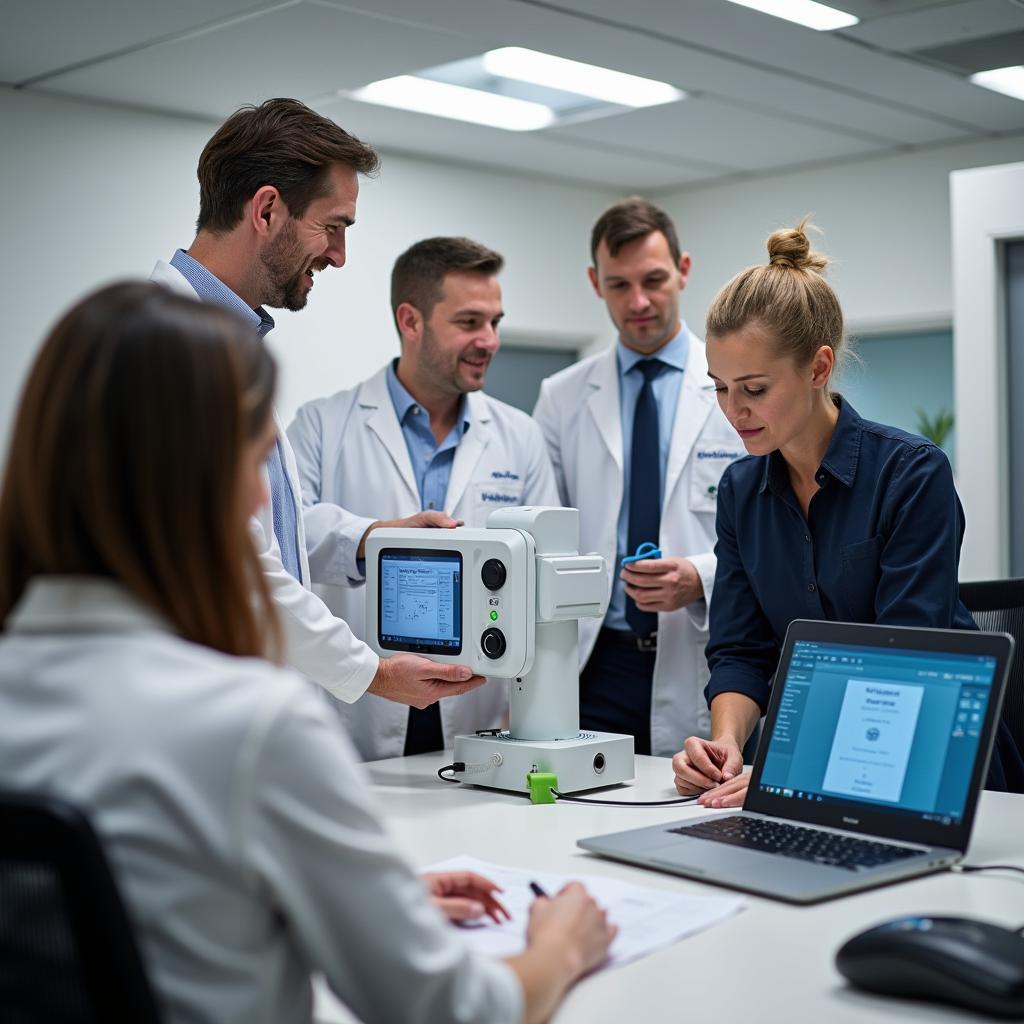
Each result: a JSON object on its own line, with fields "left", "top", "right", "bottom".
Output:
{"left": 579, "top": 620, "right": 1013, "bottom": 904}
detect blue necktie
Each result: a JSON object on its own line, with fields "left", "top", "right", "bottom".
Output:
{"left": 266, "top": 440, "right": 303, "bottom": 583}
{"left": 626, "top": 359, "right": 664, "bottom": 636}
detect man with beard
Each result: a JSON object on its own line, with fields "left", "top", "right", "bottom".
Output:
{"left": 289, "top": 236, "right": 560, "bottom": 760}
{"left": 151, "top": 99, "right": 488, "bottom": 717}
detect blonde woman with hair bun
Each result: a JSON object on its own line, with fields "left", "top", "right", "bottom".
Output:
{"left": 671, "top": 220, "right": 1021, "bottom": 806}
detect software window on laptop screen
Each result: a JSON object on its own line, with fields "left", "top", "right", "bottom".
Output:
{"left": 758, "top": 641, "right": 997, "bottom": 824}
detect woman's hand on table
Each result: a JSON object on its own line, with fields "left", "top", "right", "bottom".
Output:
{"left": 423, "top": 870, "right": 510, "bottom": 924}
{"left": 672, "top": 736, "right": 743, "bottom": 795}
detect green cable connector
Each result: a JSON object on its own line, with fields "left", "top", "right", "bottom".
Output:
{"left": 527, "top": 771, "right": 558, "bottom": 804}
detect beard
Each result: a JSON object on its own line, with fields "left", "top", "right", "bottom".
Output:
{"left": 259, "top": 220, "right": 311, "bottom": 311}
{"left": 420, "top": 324, "right": 489, "bottom": 396}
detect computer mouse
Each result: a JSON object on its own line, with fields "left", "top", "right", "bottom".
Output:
{"left": 836, "top": 915, "right": 1024, "bottom": 1019}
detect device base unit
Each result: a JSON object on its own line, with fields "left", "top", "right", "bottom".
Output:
{"left": 452, "top": 730, "right": 634, "bottom": 795}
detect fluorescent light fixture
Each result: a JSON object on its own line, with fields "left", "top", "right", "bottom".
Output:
{"left": 970, "top": 66, "right": 1024, "bottom": 103}
{"left": 724, "top": 0, "right": 858, "bottom": 31}
{"left": 351, "top": 75, "right": 555, "bottom": 131}
{"left": 482, "top": 47, "right": 684, "bottom": 108}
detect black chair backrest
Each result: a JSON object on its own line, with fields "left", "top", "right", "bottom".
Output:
{"left": 0, "top": 790, "right": 162, "bottom": 1023}
{"left": 959, "top": 578, "right": 1024, "bottom": 764}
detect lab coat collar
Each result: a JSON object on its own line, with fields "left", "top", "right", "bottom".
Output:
{"left": 6, "top": 577, "right": 173, "bottom": 636}
{"left": 384, "top": 360, "right": 472, "bottom": 436}
{"left": 584, "top": 350, "right": 624, "bottom": 469}
{"left": 758, "top": 396, "right": 861, "bottom": 495}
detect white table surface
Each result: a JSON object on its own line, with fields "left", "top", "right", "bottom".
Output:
{"left": 317, "top": 753, "right": 1024, "bottom": 1024}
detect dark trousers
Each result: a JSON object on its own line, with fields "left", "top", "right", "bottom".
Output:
{"left": 580, "top": 630, "right": 655, "bottom": 755}
{"left": 404, "top": 704, "right": 443, "bottom": 756}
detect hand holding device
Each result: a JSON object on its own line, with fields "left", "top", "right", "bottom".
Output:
{"left": 367, "top": 653, "right": 486, "bottom": 709}
{"left": 621, "top": 554, "right": 703, "bottom": 612}
{"left": 357, "top": 509, "right": 463, "bottom": 559}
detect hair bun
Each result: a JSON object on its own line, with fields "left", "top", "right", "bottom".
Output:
{"left": 767, "top": 219, "right": 828, "bottom": 273}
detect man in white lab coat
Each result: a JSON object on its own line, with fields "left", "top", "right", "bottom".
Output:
{"left": 533, "top": 197, "right": 743, "bottom": 756}
{"left": 289, "top": 237, "right": 560, "bottom": 760}
{"left": 151, "top": 99, "right": 486, "bottom": 713}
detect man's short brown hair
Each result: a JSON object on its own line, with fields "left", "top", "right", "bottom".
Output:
{"left": 196, "top": 98, "right": 379, "bottom": 233}
{"left": 390, "top": 237, "right": 504, "bottom": 331}
{"left": 590, "top": 195, "right": 682, "bottom": 267}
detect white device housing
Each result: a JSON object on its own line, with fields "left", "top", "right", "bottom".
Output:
{"left": 365, "top": 507, "right": 634, "bottom": 794}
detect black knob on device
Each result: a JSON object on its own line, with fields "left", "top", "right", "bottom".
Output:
{"left": 481, "top": 628, "right": 507, "bottom": 660}
{"left": 481, "top": 558, "right": 507, "bottom": 591}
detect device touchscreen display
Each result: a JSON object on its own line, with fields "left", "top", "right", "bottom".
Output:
{"left": 378, "top": 549, "right": 463, "bottom": 654}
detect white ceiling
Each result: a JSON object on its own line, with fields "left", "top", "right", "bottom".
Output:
{"left": 4, "top": 0, "right": 1024, "bottom": 190}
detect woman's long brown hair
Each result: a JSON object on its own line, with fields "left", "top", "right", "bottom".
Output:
{"left": 0, "top": 281, "right": 281, "bottom": 660}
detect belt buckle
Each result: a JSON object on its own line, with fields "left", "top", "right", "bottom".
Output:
{"left": 636, "top": 633, "right": 657, "bottom": 652}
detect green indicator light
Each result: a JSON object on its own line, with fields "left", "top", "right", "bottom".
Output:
{"left": 490, "top": 610, "right": 499, "bottom": 621}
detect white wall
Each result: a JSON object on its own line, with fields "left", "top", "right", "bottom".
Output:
{"left": 951, "top": 161, "right": 1024, "bottom": 580}
{"left": 657, "top": 134, "right": 1024, "bottom": 339}
{"left": 0, "top": 86, "right": 616, "bottom": 456}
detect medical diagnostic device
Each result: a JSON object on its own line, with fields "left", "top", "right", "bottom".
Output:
{"left": 365, "top": 507, "right": 635, "bottom": 794}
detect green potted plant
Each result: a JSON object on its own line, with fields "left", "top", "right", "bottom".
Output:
{"left": 915, "top": 407, "right": 955, "bottom": 451}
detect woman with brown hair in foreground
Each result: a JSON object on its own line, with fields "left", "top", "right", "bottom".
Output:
{"left": 0, "top": 281, "right": 614, "bottom": 1024}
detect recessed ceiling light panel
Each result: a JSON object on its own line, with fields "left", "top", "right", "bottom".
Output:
{"left": 482, "top": 47, "right": 684, "bottom": 108}
{"left": 724, "top": 0, "right": 859, "bottom": 31}
{"left": 350, "top": 75, "right": 555, "bottom": 132}
{"left": 970, "top": 66, "right": 1024, "bottom": 103}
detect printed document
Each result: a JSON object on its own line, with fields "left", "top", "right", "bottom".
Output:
{"left": 424, "top": 853, "right": 744, "bottom": 968}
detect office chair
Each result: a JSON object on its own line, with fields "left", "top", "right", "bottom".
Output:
{"left": 0, "top": 790, "right": 163, "bottom": 1023}
{"left": 960, "top": 578, "right": 1024, "bottom": 793}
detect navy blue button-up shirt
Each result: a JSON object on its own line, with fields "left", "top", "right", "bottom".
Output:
{"left": 706, "top": 398, "right": 975, "bottom": 712}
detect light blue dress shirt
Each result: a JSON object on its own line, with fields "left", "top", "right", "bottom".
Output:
{"left": 604, "top": 326, "right": 688, "bottom": 632}
{"left": 385, "top": 361, "right": 470, "bottom": 511}
{"left": 167, "top": 250, "right": 303, "bottom": 582}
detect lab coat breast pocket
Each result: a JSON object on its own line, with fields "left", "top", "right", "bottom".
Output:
{"left": 689, "top": 449, "right": 742, "bottom": 514}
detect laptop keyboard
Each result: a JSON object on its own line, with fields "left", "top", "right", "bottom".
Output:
{"left": 667, "top": 816, "right": 922, "bottom": 872}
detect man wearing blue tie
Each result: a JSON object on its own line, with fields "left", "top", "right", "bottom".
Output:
{"left": 533, "top": 198, "right": 743, "bottom": 755}
{"left": 151, "top": 98, "right": 485, "bottom": 712}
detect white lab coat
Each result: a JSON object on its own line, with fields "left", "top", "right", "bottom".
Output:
{"left": 149, "top": 259, "right": 378, "bottom": 701}
{"left": 0, "top": 577, "right": 520, "bottom": 1024}
{"left": 533, "top": 329, "right": 744, "bottom": 754}
{"left": 288, "top": 365, "right": 561, "bottom": 760}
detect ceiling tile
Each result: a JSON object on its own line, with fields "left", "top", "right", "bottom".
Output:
{"left": 315, "top": 94, "right": 726, "bottom": 190}
{"left": 842, "top": 0, "right": 1024, "bottom": 52}
{"left": 34, "top": 0, "right": 478, "bottom": 118}
{"left": 323, "top": 0, "right": 987, "bottom": 142}
{"left": 554, "top": 97, "right": 890, "bottom": 171}
{"left": 1, "top": 0, "right": 282, "bottom": 85}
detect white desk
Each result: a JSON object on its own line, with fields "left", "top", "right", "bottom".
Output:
{"left": 318, "top": 754, "right": 1024, "bottom": 1024}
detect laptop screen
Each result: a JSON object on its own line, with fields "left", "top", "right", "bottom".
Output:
{"left": 756, "top": 639, "right": 998, "bottom": 827}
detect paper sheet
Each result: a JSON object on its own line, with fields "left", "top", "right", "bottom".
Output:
{"left": 425, "top": 854, "right": 744, "bottom": 968}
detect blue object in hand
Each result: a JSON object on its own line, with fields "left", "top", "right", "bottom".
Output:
{"left": 622, "top": 541, "right": 662, "bottom": 566}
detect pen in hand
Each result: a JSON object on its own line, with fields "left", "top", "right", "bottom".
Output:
{"left": 529, "top": 880, "right": 549, "bottom": 899}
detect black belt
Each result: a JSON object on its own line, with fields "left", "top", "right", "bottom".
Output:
{"left": 599, "top": 628, "right": 658, "bottom": 652}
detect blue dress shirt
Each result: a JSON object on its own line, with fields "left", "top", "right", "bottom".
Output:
{"left": 169, "top": 249, "right": 275, "bottom": 339}
{"left": 385, "top": 361, "right": 470, "bottom": 511}
{"left": 706, "top": 397, "right": 975, "bottom": 712}
{"left": 604, "top": 327, "right": 687, "bottom": 632}
{"left": 168, "top": 251, "right": 303, "bottom": 582}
